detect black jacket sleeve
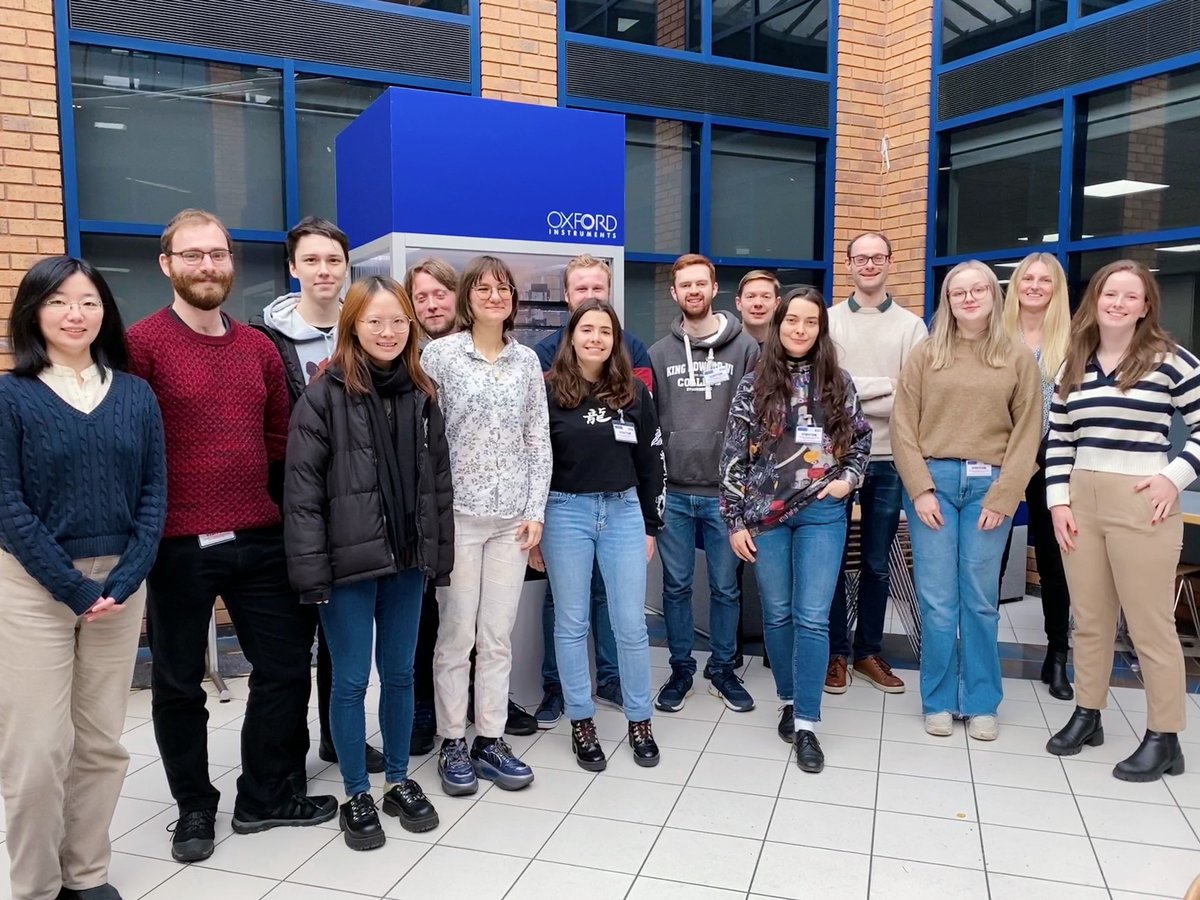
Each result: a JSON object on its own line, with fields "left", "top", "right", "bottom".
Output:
{"left": 284, "top": 383, "right": 333, "bottom": 602}
{"left": 427, "top": 398, "right": 455, "bottom": 585}
{"left": 633, "top": 381, "right": 666, "bottom": 535}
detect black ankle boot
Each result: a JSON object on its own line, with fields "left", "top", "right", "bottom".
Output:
{"left": 1114, "top": 730, "right": 1185, "bottom": 782}
{"left": 1041, "top": 649, "right": 1074, "bottom": 701}
{"left": 628, "top": 719, "right": 660, "bottom": 767}
{"left": 1046, "top": 707, "right": 1103, "bottom": 756}
{"left": 338, "top": 792, "right": 385, "bottom": 851}
{"left": 571, "top": 718, "right": 607, "bottom": 772}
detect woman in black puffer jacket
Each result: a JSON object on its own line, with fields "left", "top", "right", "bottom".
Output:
{"left": 284, "top": 276, "right": 453, "bottom": 851}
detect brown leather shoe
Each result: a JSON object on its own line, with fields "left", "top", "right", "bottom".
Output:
{"left": 824, "top": 656, "right": 850, "bottom": 694}
{"left": 853, "top": 655, "right": 905, "bottom": 693}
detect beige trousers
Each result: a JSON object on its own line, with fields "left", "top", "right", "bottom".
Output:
{"left": 1062, "top": 470, "right": 1187, "bottom": 733}
{"left": 433, "top": 514, "right": 529, "bottom": 740}
{"left": 0, "top": 551, "right": 147, "bottom": 900}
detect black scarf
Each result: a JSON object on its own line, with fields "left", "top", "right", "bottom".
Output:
{"left": 366, "top": 362, "right": 419, "bottom": 567}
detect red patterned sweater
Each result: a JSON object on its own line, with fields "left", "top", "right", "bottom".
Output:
{"left": 128, "top": 307, "right": 291, "bottom": 538}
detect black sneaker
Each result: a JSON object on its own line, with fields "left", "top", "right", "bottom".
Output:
{"left": 654, "top": 670, "right": 693, "bottom": 713}
{"left": 778, "top": 704, "right": 795, "bottom": 744}
{"left": 535, "top": 689, "right": 564, "bottom": 729}
{"left": 168, "top": 808, "right": 216, "bottom": 863}
{"left": 231, "top": 793, "right": 338, "bottom": 834}
{"left": 411, "top": 702, "right": 437, "bottom": 756}
{"left": 339, "top": 792, "right": 385, "bottom": 851}
{"left": 506, "top": 700, "right": 538, "bottom": 736}
{"left": 570, "top": 718, "right": 607, "bottom": 772}
{"left": 794, "top": 729, "right": 824, "bottom": 774}
{"left": 318, "top": 739, "right": 385, "bottom": 774}
{"left": 708, "top": 670, "right": 755, "bottom": 713}
{"left": 628, "top": 719, "right": 660, "bottom": 767}
{"left": 382, "top": 779, "right": 440, "bottom": 833}
{"left": 57, "top": 886, "right": 122, "bottom": 899}
{"left": 594, "top": 680, "right": 624, "bottom": 711}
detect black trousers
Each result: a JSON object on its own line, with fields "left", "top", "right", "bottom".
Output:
{"left": 414, "top": 581, "right": 440, "bottom": 706}
{"left": 147, "top": 527, "right": 316, "bottom": 816}
{"left": 999, "top": 441, "right": 1072, "bottom": 654}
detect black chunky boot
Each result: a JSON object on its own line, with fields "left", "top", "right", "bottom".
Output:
{"left": 628, "top": 719, "right": 660, "bottom": 767}
{"left": 1041, "top": 649, "right": 1074, "bottom": 701}
{"left": 571, "top": 718, "right": 607, "bottom": 772}
{"left": 339, "top": 792, "right": 385, "bottom": 851}
{"left": 1114, "top": 730, "right": 1185, "bottom": 783}
{"left": 1046, "top": 707, "right": 1103, "bottom": 756}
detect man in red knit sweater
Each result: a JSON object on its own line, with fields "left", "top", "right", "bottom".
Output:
{"left": 127, "top": 209, "right": 336, "bottom": 865}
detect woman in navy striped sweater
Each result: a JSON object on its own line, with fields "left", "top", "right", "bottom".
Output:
{"left": 0, "top": 257, "right": 167, "bottom": 900}
{"left": 1044, "top": 260, "right": 1200, "bottom": 783}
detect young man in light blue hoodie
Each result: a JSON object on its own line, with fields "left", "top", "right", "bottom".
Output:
{"left": 251, "top": 217, "right": 388, "bottom": 775}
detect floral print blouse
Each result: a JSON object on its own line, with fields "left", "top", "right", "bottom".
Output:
{"left": 421, "top": 331, "right": 552, "bottom": 522}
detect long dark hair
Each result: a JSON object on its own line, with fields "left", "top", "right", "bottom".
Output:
{"left": 9, "top": 256, "right": 128, "bottom": 379}
{"left": 548, "top": 300, "right": 636, "bottom": 410}
{"left": 753, "top": 287, "right": 854, "bottom": 456}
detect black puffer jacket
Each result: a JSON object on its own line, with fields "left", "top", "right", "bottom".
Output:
{"left": 284, "top": 367, "right": 454, "bottom": 600}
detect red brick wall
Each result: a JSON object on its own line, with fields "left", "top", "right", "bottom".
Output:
{"left": 479, "top": 0, "right": 556, "bottom": 106}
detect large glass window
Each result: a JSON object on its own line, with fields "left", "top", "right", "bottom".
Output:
{"left": 296, "top": 75, "right": 388, "bottom": 222}
{"left": 713, "top": 0, "right": 828, "bottom": 73}
{"left": 71, "top": 46, "right": 284, "bottom": 230}
{"left": 80, "top": 234, "right": 289, "bottom": 325}
{"left": 625, "top": 117, "right": 697, "bottom": 255}
{"left": 565, "top": 0, "right": 697, "bottom": 52}
{"left": 941, "top": 0, "right": 1067, "bottom": 64}
{"left": 380, "top": 0, "right": 469, "bottom": 12}
{"left": 710, "top": 127, "right": 821, "bottom": 260}
{"left": 1080, "top": 67, "right": 1200, "bottom": 241}
{"left": 1081, "top": 0, "right": 1135, "bottom": 14}
{"left": 939, "top": 105, "right": 1062, "bottom": 256}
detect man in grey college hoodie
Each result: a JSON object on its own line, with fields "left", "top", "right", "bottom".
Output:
{"left": 649, "top": 253, "right": 759, "bottom": 716}
{"left": 251, "top": 216, "right": 387, "bottom": 777}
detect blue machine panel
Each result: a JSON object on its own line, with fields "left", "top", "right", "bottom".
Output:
{"left": 337, "top": 88, "right": 626, "bottom": 249}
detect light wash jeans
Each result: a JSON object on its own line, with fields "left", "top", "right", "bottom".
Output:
{"left": 752, "top": 498, "right": 849, "bottom": 722}
{"left": 657, "top": 491, "right": 741, "bottom": 676}
{"left": 903, "top": 459, "right": 1012, "bottom": 718}
{"left": 541, "top": 489, "right": 653, "bottom": 722}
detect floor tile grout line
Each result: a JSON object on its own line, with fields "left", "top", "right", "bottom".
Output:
{"left": 963, "top": 730, "right": 994, "bottom": 900}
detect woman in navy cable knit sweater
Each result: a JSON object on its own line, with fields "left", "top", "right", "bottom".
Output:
{"left": 0, "top": 256, "right": 166, "bottom": 900}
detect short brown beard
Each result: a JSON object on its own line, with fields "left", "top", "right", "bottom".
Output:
{"left": 171, "top": 267, "right": 234, "bottom": 311}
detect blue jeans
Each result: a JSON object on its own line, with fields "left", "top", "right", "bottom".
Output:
{"left": 829, "top": 459, "right": 903, "bottom": 661}
{"left": 319, "top": 567, "right": 425, "bottom": 795}
{"left": 903, "top": 459, "right": 1012, "bottom": 718}
{"left": 541, "top": 564, "right": 619, "bottom": 692}
{"left": 657, "top": 491, "right": 741, "bottom": 676}
{"left": 753, "top": 498, "right": 849, "bottom": 722}
{"left": 541, "top": 489, "right": 653, "bottom": 722}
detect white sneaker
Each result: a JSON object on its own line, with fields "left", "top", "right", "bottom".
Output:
{"left": 924, "top": 712, "right": 953, "bottom": 736}
{"left": 968, "top": 715, "right": 999, "bottom": 741}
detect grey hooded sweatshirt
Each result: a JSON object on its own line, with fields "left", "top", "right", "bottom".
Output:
{"left": 250, "top": 292, "right": 339, "bottom": 403}
{"left": 649, "top": 312, "right": 759, "bottom": 497}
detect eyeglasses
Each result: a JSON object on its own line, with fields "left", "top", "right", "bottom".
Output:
{"left": 850, "top": 254, "right": 891, "bottom": 267}
{"left": 168, "top": 249, "right": 232, "bottom": 265}
{"left": 360, "top": 316, "right": 412, "bottom": 335}
{"left": 471, "top": 283, "right": 514, "bottom": 299}
{"left": 415, "top": 289, "right": 452, "bottom": 303}
{"left": 44, "top": 297, "right": 103, "bottom": 313}
{"left": 948, "top": 284, "right": 992, "bottom": 302}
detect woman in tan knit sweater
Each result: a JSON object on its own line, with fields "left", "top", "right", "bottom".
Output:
{"left": 891, "top": 260, "right": 1041, "bottom": 743}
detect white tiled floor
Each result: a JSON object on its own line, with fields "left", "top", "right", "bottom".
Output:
{"left": 4, "top": 642, "right": 1200, "bottom": 899}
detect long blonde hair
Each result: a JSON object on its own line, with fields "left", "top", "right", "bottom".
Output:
{"left": 928, "top": 261, "right": 1014, "bottom": 370}
{"left": 1002, "top": 252, "right": 1070, "bottom": 379}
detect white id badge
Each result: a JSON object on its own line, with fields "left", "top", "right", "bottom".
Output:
{"left": 795, "top": 424, "right": 824, "bottom": 445}
{"left": 965, "top": 460, "right": 993, "bottom": 477}
{"left": 703, "top": 369, "right": 729, "bottom": 386}
{"left": 613, "top": 421, "right": 637, "bottom": 444}
{"left": 198, "top": 531, "right": 236, "bottom": 548}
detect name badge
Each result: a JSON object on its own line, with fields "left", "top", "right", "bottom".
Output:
{"left": 613, "top": 422, "right": 637, "bottom": 444}
{"left": 965, "top": 460, "right": 993, "bottom": 477}
{"left": 795, "top": 424, "right": 824, "bottom": 445}
{"left": 198, "top": 531, "right": 236, "bottom": 548}
{"left": 703, "top": 369, "right": 729, "bottom": 387}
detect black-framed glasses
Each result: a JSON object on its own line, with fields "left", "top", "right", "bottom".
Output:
{"left": 849, "top": 254, "right": 891, "bottom": 267}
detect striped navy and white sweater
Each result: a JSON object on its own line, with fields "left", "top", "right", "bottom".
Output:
{"left": 1044, "top": 346, "right": 1200, "bottom": 508}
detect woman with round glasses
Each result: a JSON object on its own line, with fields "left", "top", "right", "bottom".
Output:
{"left": 421, "top": 256, "right": 552, "bottom": 796}
{"left": 285, "top": 276, "right": 454, "bottom": 849}
{"left": 892, "top": 261, "right": 1041, "bottom": 742}
{"left": 0, "top": 256, "right": 166, "bottom": 900}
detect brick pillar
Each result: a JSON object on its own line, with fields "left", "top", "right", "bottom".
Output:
{"left": 1118, "top": 74, "right": 1167, "bottom": 257}
{"left": 479, "top": 0, "right": 556, "bottom": 106}
{"left": 0, "top": 0, "right": 65, "bottom": 365}
{"left": 833, "top": 0, "right": 933, "bottom": 314}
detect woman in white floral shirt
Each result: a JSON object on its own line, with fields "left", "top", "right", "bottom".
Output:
{"left": 421, "top": 255, "right": 552, "bottom": 795}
